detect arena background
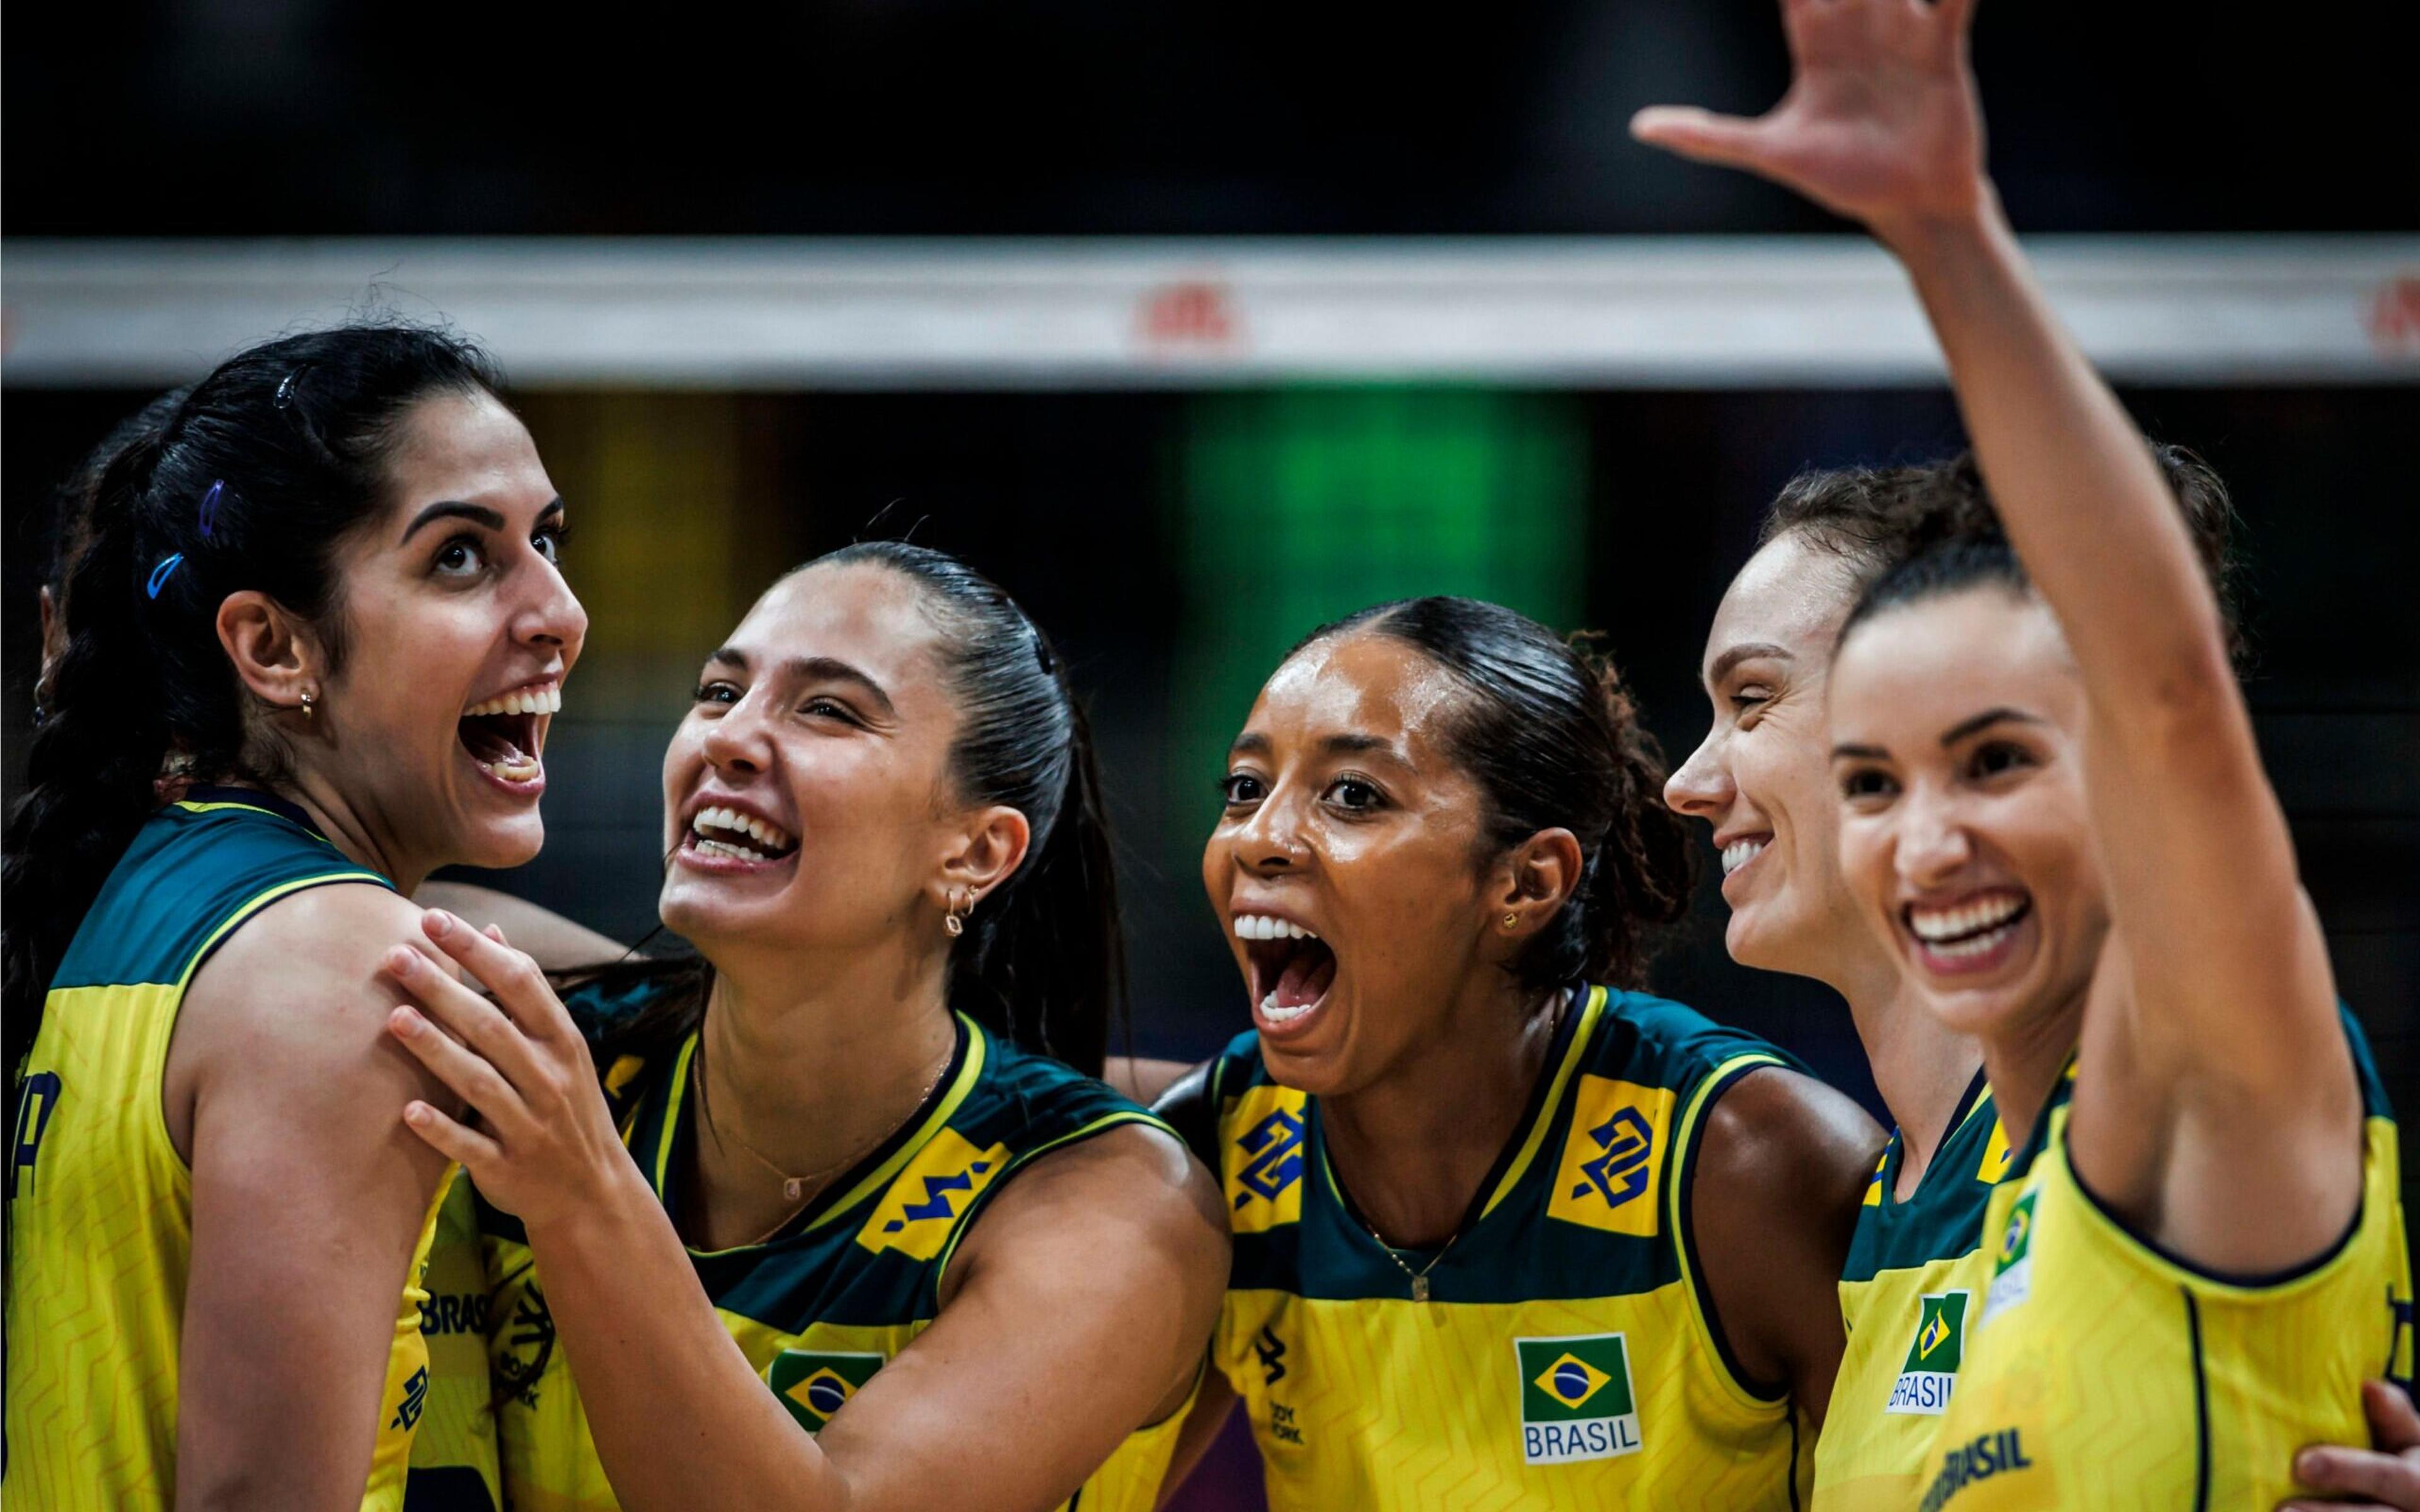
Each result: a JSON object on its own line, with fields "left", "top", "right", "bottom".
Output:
{"left": 5, "top": 4, "right": 2414, "bottom": 1504}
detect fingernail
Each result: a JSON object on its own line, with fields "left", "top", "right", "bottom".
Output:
{"left": 425, "top": 909, "right": 452, "bottom": 937}
{"left": 387, "top": 947, "right": 418, "bottom": 975}
{"left": 404, "top": 1102, "right": 429, "bottom": 1125}
{"left": 389, "top": 1006, "right": 418, "bottom": 1036}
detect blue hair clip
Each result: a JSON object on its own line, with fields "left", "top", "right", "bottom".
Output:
{"left": 274, "top": 367, "right": 309, "bottom": 410}
{"left": 147, "top": 554, "right": 186, "bottom": 600}
{"left": 197, "top": 480, "right": 224, "bottom": 539}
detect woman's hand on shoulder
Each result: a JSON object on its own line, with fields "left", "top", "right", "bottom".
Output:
{"left": 379, "top": 908, "right": 646, "bottom": 1233}
{"left": 1690, "top": 1065, "right": 1884, "bottom": 1429}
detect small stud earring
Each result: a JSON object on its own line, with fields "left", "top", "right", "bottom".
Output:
{"left": 299, "top": 689, "right": 318, "bottom": 720}
{"left": 1502, "top": 912, "right": 1519, "bottom": 930}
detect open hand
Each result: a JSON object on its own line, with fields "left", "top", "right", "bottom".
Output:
{"left": 1631, "top": 0, "right": 1988, "bottom": 240}
{"left": 383, "top": 908, "right": 637, "bottom": 1232}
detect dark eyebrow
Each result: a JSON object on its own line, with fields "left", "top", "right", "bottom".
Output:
{"left": 1320, "top": 732, "right": 1401, "bottom": 760}
{"left": 1941, "top": 707, "right": 2045, "bottom": 747}
{"left": 1707, "top": 641, "right": 1794, "bottom": 686}
{"left": 1831, "top": 742, "right": 1889, "bottom": 762}
{"left": 399, "top": 500, "right": 506, "bottom": 544}
{"left": 703, "top": 648, "right": 897, "bottom": 720}
{"left": 1230, "top": 732, "right": 1270, "bottom": 759}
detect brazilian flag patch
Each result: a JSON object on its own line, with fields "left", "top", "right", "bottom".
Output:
{"left": 1983, "top": 1188, "right": 2039, "bottom": 1324}
{"left": 1514, "top": 1333, "right": 1640, "bottom": 1465}
{"left": 767, "top": 1349, "right": 885, "bottom": 1432}
{"left": 1885, "top": 1290, "right": 1969, "bottom": 1415}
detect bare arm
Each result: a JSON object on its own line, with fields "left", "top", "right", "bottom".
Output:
{"left": 1690, "top": 1066, "right": 1882, "bottom": 1429}
{"left": 413, "top": 880, "right": 631, "bottom": 971}
{"left": 384, "top": 911, "right": 1230, "bottom": 1512}
{"left": 1156, "top": 1365, "right": 1240, "bottom": 1507}
{"left": 1106, "top": 1056, "right": 1196, "bottom": 1107}
{"left": 171, "top": 885, "right": 458, "bottom": 1510}
{"left": 1632, "top": 0, "right": 2355, "bottom": 1273}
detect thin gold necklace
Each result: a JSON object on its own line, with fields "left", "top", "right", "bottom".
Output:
{"left": 1349, "top": 988, "right": 1570, "bottom": 1304}
{"left": 691, "top": 1037, "right": 953, "bottom": 1243}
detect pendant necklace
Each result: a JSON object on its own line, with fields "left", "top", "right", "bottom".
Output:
{"left": 693, "top": 1039, "right": 952, "bottom": 1244}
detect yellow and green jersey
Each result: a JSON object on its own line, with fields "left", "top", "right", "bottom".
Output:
{"left": 407, "top": 994, "right": 1192, "bottom": 1512}
{"left": 1915, "top": 1008, "right": 2412, "bottom": 1510}
{"left": 1190, "top": 985, "right": 1812, "bottom": 1510}
{"left": 1813, "top": 1072, "right": 2006, "bottom": 1511}
{"left": 5, "top": 788, "right": 444, "bottom": 1512}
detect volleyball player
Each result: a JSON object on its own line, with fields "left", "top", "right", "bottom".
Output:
{"left": 4, "top": 325, "right": 585, "bottom": 1509}
{"left": 1158, "top": 596, "right": 1881, "bottom": 1506}
{"left": 1638, "top": 0, "right": 2411, "bottom": 1499}
{"left": 388, "top": 544, "right": 1228, "bottom": 1512}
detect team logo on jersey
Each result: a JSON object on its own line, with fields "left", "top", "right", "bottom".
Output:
{"left": 1253, "top": 1324, "right": 1289, "bottom": 1385}
{"left": 855, "top": 1128, "right": 1011, "bottom": 1260}
{"left": 389, "top": 1365, "right": 429, "bottom": 1431}
{"left": 1516, "top": 1334, "right": 1642, "bottom": 1464}
{"left": 1974, "top": 1118, "right": 2013, "bottom": 1184}
{"left": 1886, "top": 1290, "right": 1971, "bottom": 1415}
{"left": 1982, "top": 1189, "right": 2037, "bottom": 1323}
{"left": 1547, "top": 1078, "right": 1674, "bottom": 1237}
{"left": 493, "top": 1285, "right": 558, "bottom": 1408}
{"left": 768, "top": 1349, "right": 886, "bottom": 1432}
{"left": 1223, "top": 1085, "right": 1308, "bottom": 1234}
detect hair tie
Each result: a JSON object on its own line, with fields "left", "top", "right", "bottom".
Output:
{"left": 146, "top": 554, "right": 185, "bottom": 600}
{"left": 197, "top": 480, "right": 224, "bottom": 539}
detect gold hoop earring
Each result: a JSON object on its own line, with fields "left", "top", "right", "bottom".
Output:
{"left": 1502, "top": 912, "right": 1519, "bottom": 930}
{"left": 944, "top": 889, "right": 971, "bottom": 939}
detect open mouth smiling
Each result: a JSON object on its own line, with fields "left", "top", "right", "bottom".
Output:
{"left": 1901, "top": 888, "right": 2033, "bottom": 975}
{"left": 458, "top": 681, "right": 558, "bottom": 793}
{"left": 676, "top": 800, "right": 803, "bottom": 871}
{"left": 1236, "top": 912, "right": 1337, "bottom": 1036}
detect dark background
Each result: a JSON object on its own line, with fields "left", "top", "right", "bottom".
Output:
{"left": 5, "top": 5, "right": 2414, "bottom": 1506}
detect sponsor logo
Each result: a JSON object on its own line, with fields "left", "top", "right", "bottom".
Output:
{"left": 418, "top": 1292, "right": 493, "bottom": 1337}
{"left": 1918, "top": 1428, "right": 2033, "bottom": 1511}
{"left": 1885, "top": 1291, "right": 1970, "bottom": 1416}
{"left": 1223, "top": 1087, "right": 1309, "bottom": 1233}
{"left": 1253, "top": 1324, "right": 1288, "bottom": 1386}
{"left": 855, "top": 1129, "right": 1012, "bottom": 1259}
{"left": 390, "top": 1366, "right": 429, "bottom": 1432}
{"left": 1516, "top": 1334, "right": 1642, "bottom": 1465}
{"left": 1547, "top": 1079, "right": 1674, "bottom": 1237}
{"left": 9, "top": 1071, "right": 61, "bottom": 1201}
{"left": 1974, "top": 1119, "right": 2012, "bottom": 1184}
{"left": 493, "top": 1287, "right": 558, "bottom": 1409}
{"left": 768, "top": 1350, "right": 887, "bottom": 1433}
{"left": 1982, "top": 1190, "right": 2037, "bottom": 1323}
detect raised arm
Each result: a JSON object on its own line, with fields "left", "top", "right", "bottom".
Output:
{"left": 1632, "top": 0, "right": 2356, "bottom": 1271}
{"left": 172, "top": 885, "right": 459, "bottom": 1509}
{"left": 384, "top": 912, "right": 1230, "bottom": 1512}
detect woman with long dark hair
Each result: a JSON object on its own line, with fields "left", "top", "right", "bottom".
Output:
{"left": 4, "top": 324, "right": 585, "bottom": 1509}
{"left": 1638, "top": 0, "right": 2409, "bottom": 1501}
{"left": 1156, "top": 595, "right": 1881, "bottom": 1507}
{"left": 386, "top": 542, "right": 1228, "bottom": 1512}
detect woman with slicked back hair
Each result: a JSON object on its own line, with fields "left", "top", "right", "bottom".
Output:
{"left": 381, "top": 541, "right": 1227, "bottom": 1512}
{"left": 4, "top": 323, "right": 586, "bottom": 1511}
{"left": 1153, "top": 593, "right": 1881, "bottom": 1509}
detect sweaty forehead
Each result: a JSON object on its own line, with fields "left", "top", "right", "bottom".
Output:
{"left": 730, "top": 563, "right": 947, "bottom": 690}
{"left": 379, "top": 389, "right": 548, "bottom": 508}
{"left": 1256, "top": 629, "right": 1469, "bottom": 751}
{"left": 1833, "top": 590, "right": 2076, "bottom": 728}
{"left": 1705, "top": 534, "right": 1861, "bottom": 679}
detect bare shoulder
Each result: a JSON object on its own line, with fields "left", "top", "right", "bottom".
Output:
{"left": 170, "top": 882, "right": 452, "bottom": 1157}
{"left": 986, "top": 1122, "right": 1223, "bottom": 1235}
{"left": 1695, "top": 1065, "right": 1883, "bottom": 1205}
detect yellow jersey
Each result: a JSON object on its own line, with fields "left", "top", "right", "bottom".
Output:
{"left": 1814, "top": 1072, "right": 2007, "bottom": 1510}
{"left": 5, "top": 788, "right": 447, "bottom": 1511}
{"left": 1915, "top": 1011, "right": 2412, "bottom": 1510}
{"left": 1185, "top": 985, "right": 1812, "bottom": 1510}
{"left": 406, "top": 994, "right": 1192, "bottom": 1512}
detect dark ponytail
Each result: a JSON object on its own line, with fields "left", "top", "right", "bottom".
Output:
{"left": 825, "top": 541, "right": 1122, "bottom": 1075}
{"left": 1299, "top": 597, "right": 1694, "bottom": 992}
{"left": 3, "top": 323, "right": 504, "bottom": 1079}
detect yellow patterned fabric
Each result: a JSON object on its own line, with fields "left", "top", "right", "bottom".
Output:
{"left": 1202, "top": 987, "right": 1814, "bottom": 1509}
{"left": 5, "top": 793, "right": 444, "bottom": 1511}
{"left": 1914, "top": 1081, "right": 2410, "bottom": 1510}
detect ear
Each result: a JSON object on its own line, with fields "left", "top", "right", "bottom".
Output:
{"left": 215, "top": 589, "right": 325, "bottom": 714}
{"left": 930, "top": 804, "right": 1034, "bottom": 915}
{"left": 1487, "top": 827, "right": 1585, "bottom": 949}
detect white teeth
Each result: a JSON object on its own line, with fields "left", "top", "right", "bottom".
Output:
{"left": 475, "top": 753, "right": 540, "bottom": 782}
{"left": 1233, "top": 914, "right": 1317, "bottom": 942}
{"left": 464, "top": 685, "right": 562, "bottom": 718}
{"left": 1720, "top": 839, "right": 1767, "bottom": 877}
{"left": 1908, "top": 894, "right": 2027, "bottom": 943}
{"left": 691, "top": 805, "right": 792, "bottom": 856}
{"left": 1259, "top": 990, "right": 1315, "bottom": 1024}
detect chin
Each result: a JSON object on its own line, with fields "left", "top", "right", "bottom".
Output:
{"left": 461, "top": 813, "right": 547, "bottom": 870}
